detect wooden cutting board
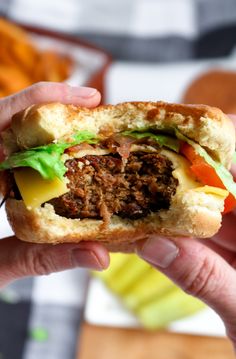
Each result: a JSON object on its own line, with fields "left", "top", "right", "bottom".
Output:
{"left": 77, "top": 322, "right": 235, "bottom": 359}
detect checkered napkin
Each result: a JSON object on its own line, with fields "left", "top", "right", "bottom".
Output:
{"left": 6, "top": 0, "right": 236, "bottom": 61}
{"left": 0, "top": 205, "right": 89, "bottom": 359}
{"left": 1, "top": 1, "right": 236, "bottom": 358}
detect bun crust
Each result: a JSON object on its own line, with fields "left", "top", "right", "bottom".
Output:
{"left": 2, "top": 101, "right": 235, "bottom": 168}
{"left": 6, "top": 188, "right": 224, "bottom": 248}
{"left": 1, "top": 101, "right": 233, "bottom": 247}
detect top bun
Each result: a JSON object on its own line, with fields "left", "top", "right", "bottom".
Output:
{"left": 2, "top": 101, "right": 235, "bottom": 168}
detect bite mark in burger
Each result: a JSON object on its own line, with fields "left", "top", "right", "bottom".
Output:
{"left": 0, "top": 102, "right": 235, "bottom": 249}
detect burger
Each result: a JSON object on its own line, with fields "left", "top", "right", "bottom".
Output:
{"left": 0, "top": 101, "right": 235, "bottom": 251}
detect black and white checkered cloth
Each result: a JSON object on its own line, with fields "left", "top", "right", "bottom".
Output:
{"left": 1, "top": 0, "right": 236, "bottom": 358}
{"left": 6, "top": 0, "right": 236, "bottom": 62}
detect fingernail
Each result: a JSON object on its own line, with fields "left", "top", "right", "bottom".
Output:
{"left": 71, "top": 249, "right": 104, "bottom": 271}
{"left": 68, "top": 86, "right": 97, "bottom": 99}
{"left": 138, "top": 236, "right": 179, "bottom": 268}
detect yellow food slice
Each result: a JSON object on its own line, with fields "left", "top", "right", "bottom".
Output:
{"left": 161, "top": 149, "right": 229, "bottom": 198}
{"left": 194, "top": 185, "right": 228, "bottom": 198}
{"left": 161, "top": 149, "right": 201, "bottom": 190}
{"left": 14, "top": 168, "right": 69, "bottom": 209}
{"left": 95, "top": 253, "right": 205, "bottom": 329}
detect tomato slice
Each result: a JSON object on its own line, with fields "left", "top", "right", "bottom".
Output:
{"left": 180, "top": 142, "right": 202, "bottom": 164}
{"left": 190, "top": 162, "right": 224, "bottom": 188}
{"left": 223, "top": 193, "right": 236, "bottom": 214}
{"left": 180, "top": 143, "right": 236, "bottom": 214}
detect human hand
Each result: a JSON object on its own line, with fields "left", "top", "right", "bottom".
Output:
{"left": 137, "top": 119, "right": 236, "bottom": 349}
{"left": 116, "top": 112, "right": 236, "bottom": 348}
{"left": 0, "top": 82, "right": 109, "bottom": 289}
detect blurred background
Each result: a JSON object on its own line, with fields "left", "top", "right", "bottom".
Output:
{"left": 1, "top": 0, "right": 236, "bottom": 358}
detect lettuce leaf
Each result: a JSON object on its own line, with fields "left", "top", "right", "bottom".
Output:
{"left": 0, "top": 131, "right": 97, "bottom": 180}
{"left": 176, "top": 130, "right": 236, "bottom": 198}
{"left": 122, "top": 130, "right": 180, "bottom": 152}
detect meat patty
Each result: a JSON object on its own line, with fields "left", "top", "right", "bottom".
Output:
{"left": 48, "top": 152, "right": 178, "bottom": 220}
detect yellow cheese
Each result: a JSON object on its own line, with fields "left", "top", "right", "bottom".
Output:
{"left": 160, "top": 149, "right": 228, "bottom": 199}
{"left": 14, "top": 168, "right": 69, "bottom": 209}
{"left": 194, "top": 185, "right": 228, "bottom": 198}
{"left": 160, "top": 149, "right": 201, "bottom": 190}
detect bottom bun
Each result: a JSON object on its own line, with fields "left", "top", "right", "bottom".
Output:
{"left": 6, "top": 189, "right": 224, "bottom": 249}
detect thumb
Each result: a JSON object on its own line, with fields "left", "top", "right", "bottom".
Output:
{"left": 0, "top": 81, "right": 101, "bottom": 132}
{"left": 0, "top": 237, "right": 109, "bottom": 289}
{"left": 137, "top": 236, "right": 236, "bottom": 346}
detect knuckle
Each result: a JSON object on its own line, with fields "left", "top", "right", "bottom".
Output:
{"left": 28, "top": 81, "right": 68, "bottom": 103}
{"left": 28, "top": 82, "right": 48, "bottom": 101}
{"left": 181, "top": 257, "right": 219, "bottom": 299}
{"left": 24, "top": 249, "right": 57, "bottom": 276}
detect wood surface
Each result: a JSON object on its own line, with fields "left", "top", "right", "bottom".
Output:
{"left": 77, "top": 323, "right": 235, "bottom": 359}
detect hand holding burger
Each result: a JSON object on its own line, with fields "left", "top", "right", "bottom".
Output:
{"left": 137, "top": 160, "right": 236, "bottom": 351}
{"left": 1, "top": 83, "right": 236, "bottom": 352}
{"left": 0, "top": 82, "right": 109, "bottom": 289}
{"left": 1, "top": 98, "right": 235, "bottom": 250}
{"left": 137, "top": 117, "right": 236, "bottom": 351}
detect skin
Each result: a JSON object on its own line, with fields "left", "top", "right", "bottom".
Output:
{"left": 1, "top": 85, "right": 236, "bottom": 348}
{"left": 0, "top": 82, "right": 110, "bottom": 288}
{"left": 137, "top": 117, "right": 236, "bottom": 350}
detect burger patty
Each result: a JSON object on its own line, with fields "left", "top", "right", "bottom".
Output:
{"left": 48, "top": 152, "right": 178, "bottom": 220}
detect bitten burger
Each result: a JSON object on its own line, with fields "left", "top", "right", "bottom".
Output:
{"left": 0, "top": 101, "right": 235, "bottom": 250}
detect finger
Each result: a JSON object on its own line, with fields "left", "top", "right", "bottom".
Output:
{"left": 0, "top": 82, "right": 101, "bottom": 131}
{"left": 0, "top": 237, "right": 109, "bottom": 289}
{"left": 198, "top": 237, "right": 235, "bottom": 263}
{"left": 227, "top": 114, "right": 236, "bottom": 126}
{"left": 211, "top": 212, "right": 236, "bottom": 252}
{"left": 136, "top": 235, "right": 236, "bottom": 345}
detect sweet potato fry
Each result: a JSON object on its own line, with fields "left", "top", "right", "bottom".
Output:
{"left": 0, "top": 18, "right": 74, "bottom": 97}
{"left": 0, "top": 65, "right": 32, "bottom": 96}
{"left": 0, "top": 18, "right": 31, "bottom": 44}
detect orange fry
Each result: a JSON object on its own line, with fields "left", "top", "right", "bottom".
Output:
{"left": 0, "top": 65, "right": 31, "bottom": 96}
{"left": 0, "top": 17, "right": 74, "bottom": 97}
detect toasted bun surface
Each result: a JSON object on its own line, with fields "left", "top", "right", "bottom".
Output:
{"left": 1, "top": 101, "right": 234, "bottom": 247}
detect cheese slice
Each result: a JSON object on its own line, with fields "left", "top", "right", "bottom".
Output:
{"left": 160, "top": 149, "right": 201, "bottom": 190}
{"left": 14, "top": 168, "right": 69, "bottom": 209}
{"left": 194, "top": 185, "right": 228, "bottom": 198}
{"left": 161, "top": 149, "right": 228, "bottom": 198}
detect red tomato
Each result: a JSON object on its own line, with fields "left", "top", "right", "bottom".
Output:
{"left": 223, "top": 193, "right": 236, "bottom": 214}
{"left": 180, "top": 143, "right": 236, "bottom": 214}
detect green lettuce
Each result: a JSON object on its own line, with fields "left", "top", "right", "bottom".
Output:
{"left": 122, "top": 130, "right": 181, "bottom": 152}
{"left": 1, "top": 125, "right": 235, "bottom": 199}
{"left": 176, "top": 130, "right": 236, "bottom": 198}
{"left": 0, "top": 131, "right": 97, "bottom": 180}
